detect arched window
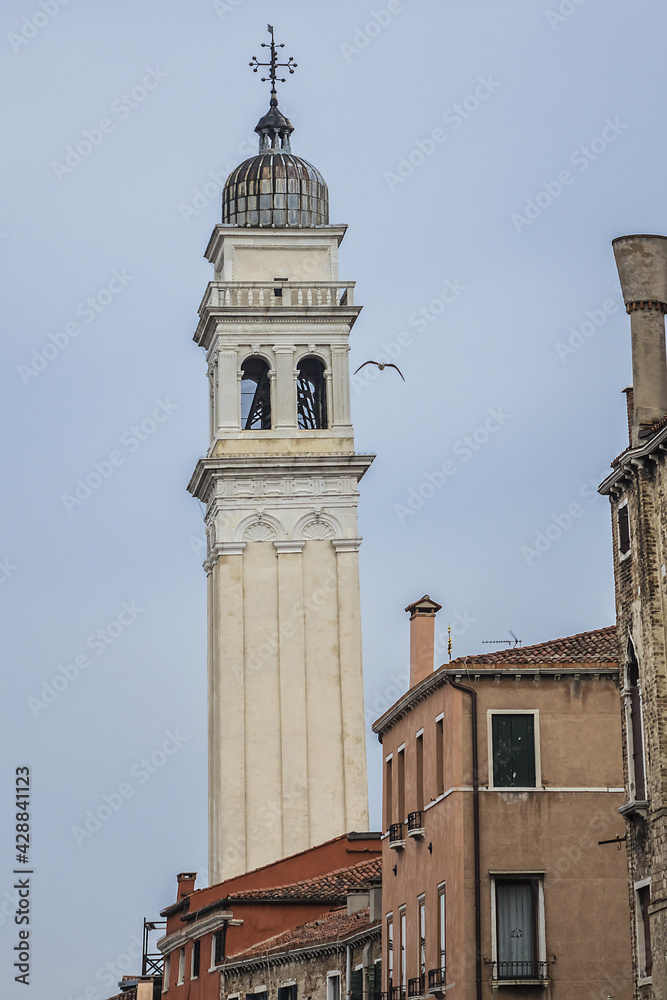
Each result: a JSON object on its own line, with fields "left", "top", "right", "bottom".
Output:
{"left": 626, "top": 642, "right": 646, "bottom": 801}
{"left": 240, "top": 358, "right": 271, "bottom": 430}
{"left": 296, "top": 357, "right": 327, "bottom": 429}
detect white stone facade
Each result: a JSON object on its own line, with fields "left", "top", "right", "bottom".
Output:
{"left": 188, "top": 224, "right": 373, "bottom": 883}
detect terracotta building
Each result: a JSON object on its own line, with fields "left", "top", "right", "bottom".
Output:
{"left": 372, "top": 599, "right": 632, "bottom": 999}
{"left": 599, "top": 234, "right": 667, "bottom": 998}
{"left": 157, "top": 834, "right": 381, "bottom": 1000}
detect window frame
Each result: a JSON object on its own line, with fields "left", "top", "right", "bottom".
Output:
{"left": 437, "top": 882, "right": 446, "bottom": 976}
{"left": 191, "top": 939, "right": 200, "bottom": 980}
{"left": 415, "top": 732, "right": 424, "bottom": 813}
{"left": 490, "top": 873, "right": 546, "bottom": 984}
{"left": 399, "top": 906, "right": 407, "bottom": 991}
{"left": 327, "top": 971, "right": 342, "bottom": 1000}
{"left": 239, "top": 355, "right": 273, "bottom": 431}
{"left": 487, "top": 710, "right": 541, "bottom": 789}
{"left": 386, "top": 913, "right": 394, "bottom": 993}
{"left": 435, "top": 714, "right": 444, "bottom": 798}
{"left": 177, "top": 947, "right": 185, "bottom": 986}
{"left": 418, "top": 894, "right": 426, "bottom": 983}
{"left": 385, "top": 753, "right": 393, "bottom": 830}
{"left": 162, "top": 955, "right": 170, "bottom": 993}
{"left": 397, "top": 744, "right": 406, "bottom": 823}
{"left": 624, "top": 646, "right": 647, "bottom": 803}
{"left": 617, "top": 498, "right": 631, "bottom": 560}
{"left": 635, "top": 878, "right": 653, "bottom": 984}
{"left": 296, "top": 355, "right": 328, "bottom": 430}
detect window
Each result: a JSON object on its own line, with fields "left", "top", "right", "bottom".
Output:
{"left": 626, "top": 645, "right": 646, "bottom": 801}
{"left": 397, "top": 746, "right": 405, "bottom": 822}
{"left": 435, "top": 716, "right": 444, "bottom": 797}
{"left": 636, "top": 880, "right": 653, "bottom": 981}
{"left": 437, "top": 884, "right": 446, "bottom": 976}
{"left": 385, "top": 755, "right": 393, "bottom": 830}
{"left": 240, "top": 357, "right": 271, "bottom": 430}
{"left": 416, "top": 733, "right": 424, "bottom": 812}
{"left": 418, "top": 895, "right": 426, "bottom": 987}
{"left": 351, "top": 967, "right": 363, "bottom": 1000}
{"left": 327, "top": 972, "right": 341, "bottom": 1000}
{"left": 191, "top": 939, "right": 200, "bottom": 979}
{"left": 162, "top": 955, "right": 170, "bottom": 992}
{"left": 278, "top": 986, "right": 297, "bottom": 1000}
{"left": 387, "top": 915, "right": 394, "bottom": 991}
{"left": 399, "top": 907, "right": 407, "bottom": 991}
{"left": 490, "top": 712, "right": 537, "bottom": 788}
{"left": 177, "top": 947, "right": 185, "bottom": 985}
{"left": 493, "top": 877, "right": 546, "bottom": 982}
{"left": 213, "top": 928, "right": 225, "bottom": 966}
{"left": 296, "top": 357, "right": 327, "bottom": 429}
{"left": 618, "top": 501, "right": 631, "bottom": 556}
{"left": 370, "top": 959, "right": 382, "bottom": 1000}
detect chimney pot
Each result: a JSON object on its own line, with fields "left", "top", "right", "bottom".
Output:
{"left": 405, "top": 595, "right": 442, "bottom": 688}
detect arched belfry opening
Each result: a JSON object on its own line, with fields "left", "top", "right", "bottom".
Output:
{"left": 241, "top": 357, "right": 271, "bottom": 429}
{"left": 297, "top": 357, "right": 327, "bottom": 429}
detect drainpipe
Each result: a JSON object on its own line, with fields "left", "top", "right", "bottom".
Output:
{"left": 447, "top": 677, "right": 481, "bottom": 1000}
{"left": 346, "top": 943, "right": 352, "bottom": 999}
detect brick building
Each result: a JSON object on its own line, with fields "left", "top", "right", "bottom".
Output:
{"left": 372, "top": 598, "right": 632, "bottom": 999}
{"left": 156, "top": 834, "right": 381, "bottom": 1000}
{"left": 599, "top": 233, "right": 667, "bottom": 997}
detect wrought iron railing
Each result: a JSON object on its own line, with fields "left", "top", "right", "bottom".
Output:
{"left": 427, "top": 967, "right": 446, "bottom": 993}
{"left": 408, "top": 975, "right": 425, "bottom": 997}
{"left": 390, "top": 987, "right": 406, "bottom": 1000}
{"left": 492, "top": 960, "right": 549, "bottom": 981}
{"left": 389, "top": 823, "right": 404, "bottom": 844}
{"left": 407, "top": 811, "right": 423, "bottom": 831}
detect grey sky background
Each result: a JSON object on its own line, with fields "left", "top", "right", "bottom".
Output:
{"left": 0, "top": 0, "right": 660, "bottom": 995}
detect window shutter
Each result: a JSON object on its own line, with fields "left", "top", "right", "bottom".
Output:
{"left": 350, "top": 969, "right": 363, "bottom": 1000}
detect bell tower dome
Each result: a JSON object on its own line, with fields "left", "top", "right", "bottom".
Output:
{"left": 188, "top": 27, "right": 374, "bottom": 884}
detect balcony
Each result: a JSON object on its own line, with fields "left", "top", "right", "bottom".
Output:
{"left": 408, "top": 976, "right": 425, "bottom": 998}
{"left": 201, "top": 281, "right": 356, "bottom": 311}
{"left": 407, "top": 811, "right": 425, "bottom": 838}
{"left": 427, "top": 968, "right": 446, "bottom": 995}
{"left": 390, "top": 987, "right": 406, "bottom": 1000}
{"left": 388, "top": 823, "right": 406, "bottom": 850}
{"left": 490, "top": 961, "right": 550, "bottom": 987}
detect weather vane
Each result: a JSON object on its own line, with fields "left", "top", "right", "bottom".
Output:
{"left": 249, "top": 25, "right": 297, "bottom": 105}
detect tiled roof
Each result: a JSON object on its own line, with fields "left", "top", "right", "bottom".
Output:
{"left": 226, "top": 857, "right": 381, "bottom": 902}
{"left": 230, "top": 906, "right": 378, "bottom": 960}
{"left": 449, "top": 626, "right": 618, "bottom": 666}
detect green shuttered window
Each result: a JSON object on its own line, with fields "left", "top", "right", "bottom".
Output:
{"left": 492, "top": 714, "right": 536, "bottom": 787}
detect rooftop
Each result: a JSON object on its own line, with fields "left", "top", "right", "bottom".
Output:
{"left": 450, "top": 625, "right": 618, "bottom": 666}
{"left": 226, "top": 856, "right": 381, "bottom": 902}
{"left": 227, "top": 905, "right": 379, "bottom": 962}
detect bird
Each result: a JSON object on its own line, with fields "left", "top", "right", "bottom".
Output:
{"left": 353, "top": 360, "right": 405, "bottom": 381}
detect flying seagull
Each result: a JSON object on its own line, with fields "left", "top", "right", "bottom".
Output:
{"left": 354, "top": 360, "right": 405, "bottom": 381}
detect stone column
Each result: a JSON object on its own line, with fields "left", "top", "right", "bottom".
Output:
{"left": 332, "top": 538, "right": 370, "bottom": 829}
{"left": 216, "top": 345, "right": 240, "bottom": 435}
{"left": 331, "top": 345, "right": 353, "bottom": 432}
{"left": 274, "top": 540, "right": 310, "bottom": 856}
{"left": 273, "top": 345, "right": 297, "bottom": 431}
{"left": 209, "top": 542, "right": 246, "bottom": 883}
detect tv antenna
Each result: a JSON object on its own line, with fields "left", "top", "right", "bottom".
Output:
{"left": 482, "top": 630, "right": 522, "bottom": 648}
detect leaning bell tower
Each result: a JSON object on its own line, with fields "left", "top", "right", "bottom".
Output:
{"left": 188, "top": 28, "right": 374, "bottom": 884}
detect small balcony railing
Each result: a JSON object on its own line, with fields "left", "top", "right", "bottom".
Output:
{"left": 203, "top": 281, "right": 356, "bottom": 310}
{"left": 491, "top": 960, "right": 550, "bottom": 983}
{"left": 427, "top": 968, "right": 446, "bottom": 994}
{"left": 389, "top": 823, "right": 405, "bottom": 849}
{"left": 390, "top": 987, "right": 406, "bottom": 1000}
{"left": 407, "top": 811, "right": 425, "bottom": 836}
{"left": 408, "top": 975, "right": 425, "bottom": 997}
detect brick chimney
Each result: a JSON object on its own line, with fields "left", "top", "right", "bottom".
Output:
{"left": 405, "top": 595, "right": 442, "bottom": 688}
{"left": 613, "top": 235, "right": 667, "bottom": 446}
{"left": 176, "top": 872, "right": 196, "bottom": 900}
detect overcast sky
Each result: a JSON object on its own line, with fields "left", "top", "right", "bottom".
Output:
{"left": 1, "top": 0, "right": 664, "bottom": 996}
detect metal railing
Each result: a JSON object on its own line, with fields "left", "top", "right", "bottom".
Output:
{"left": 390, "top": 987, "right": 406, "bottom": 1000}
{"left": 388, "top": 823, "right": 404, "bottom": 844}
{"left": 427, "top": 967, "right": 446, "bottom": 993}
{"left": 492, "top": 960, "right": 550, "bottom": 981}
{"left": 408, "top": 975, "right": 425, "bottom": 997}
{"left": 407, "top": 811, "right": 423, "bottom": 831}
{"left": 204, "top": 281, "right": 356, "bottom": 310}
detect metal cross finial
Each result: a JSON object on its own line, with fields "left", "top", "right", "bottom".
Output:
{"left": 249, "top": 25, "right": 297, "bottom": 106}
